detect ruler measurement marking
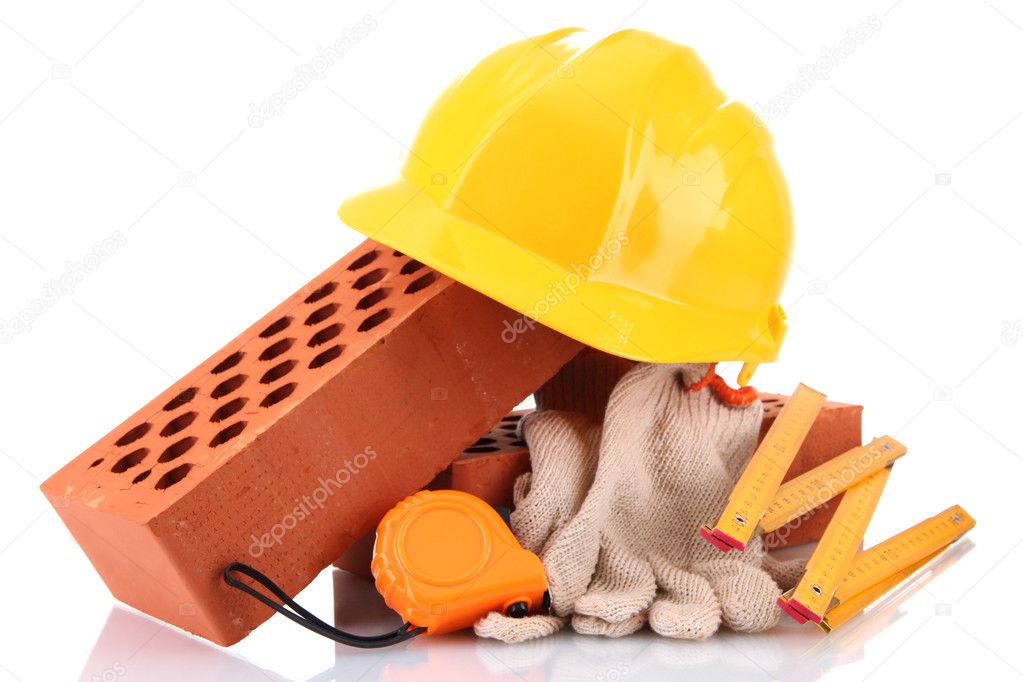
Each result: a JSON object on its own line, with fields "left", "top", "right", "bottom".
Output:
{"left": 702, "top": 384, "right": 826, "bottom": 550}
{"left": 784, "top": 467, "right": 891, "bottom": 622}
{"left": 833, "top": 506, "right": 974, "bottom": 600}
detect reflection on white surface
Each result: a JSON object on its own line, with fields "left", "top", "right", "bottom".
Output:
{"left": 79, "top": 607, "right": 292, "bottom": 682}
{"left": 77, "top": 540, "right": 973, "bottom": 682}
{"left": 317, "top": 539, "right": 974, "bottom": 682}
{"left": 796, "top": 539, "right": 974, "bottom": 669}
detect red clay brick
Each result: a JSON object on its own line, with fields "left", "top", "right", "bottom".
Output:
{"left": 41, "top": 240, "right": 581, "bottom": 646}
{"left": 335, "top": 392, "right": 862, "bottom": 575}
{"left": 534, "top": 349, "right": 635, "bottom": 419}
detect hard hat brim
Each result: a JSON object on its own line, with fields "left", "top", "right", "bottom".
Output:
{"left": 339, "top": 179, "right": 786, "bottom": 364}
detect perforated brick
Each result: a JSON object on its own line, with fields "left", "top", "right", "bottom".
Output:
{"left": 41, "top": 240, "right": 581, "bottom": 645}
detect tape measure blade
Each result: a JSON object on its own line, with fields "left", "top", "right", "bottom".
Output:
{"left": 705, "top": 384, "right": 826, "bottom": 551}
{"left": 761, "top": 435, "right": 908, "bottom": 534}
{"left": 835, "top": 505, "right": 975, "bottom": 601}
{"left": 785, "top": 467, "right": 891, "bottom": 623}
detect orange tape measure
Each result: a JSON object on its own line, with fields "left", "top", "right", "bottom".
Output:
{"left": 225, "top": 490, "right": 548, "bottom": 646}
{"left": 373, "top": 490, "right": 549, "bottom": 634}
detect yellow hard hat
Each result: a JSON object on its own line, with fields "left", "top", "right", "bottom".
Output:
{"left": 339, "top": 28, "right": 793, "bottom": 382}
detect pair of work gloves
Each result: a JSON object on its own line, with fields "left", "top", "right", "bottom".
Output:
{"left": 475, "top": 361, "right": 805, "bottom": 642}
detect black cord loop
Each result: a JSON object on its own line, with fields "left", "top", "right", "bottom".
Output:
{"left": 224, "top": 562, "right": 425, "bottom": 648}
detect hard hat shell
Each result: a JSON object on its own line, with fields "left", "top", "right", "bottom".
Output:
{"left": 340, "top": 28, "right": 792, "bottom": 366}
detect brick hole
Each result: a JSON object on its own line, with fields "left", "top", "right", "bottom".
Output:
{"left": 158, "top": 436, "right": 198, "bottom": 463}
{"left": 392, "top": 249, "right": 404, "bottom": 257}
{"left": 89, "top": 458, "right": 104, "bottom": 468}
{"left": 309, "top": 345, "right": 343, "bottom": 369}
{"left": 260, "top": 382, "right": 297, "bottom": 408}
{"left": 132, "top": 470, "right": 151, "bottom": 484}
{"left": 155, "top": 463, "right": 192, "bottom": 490}
{"left": 510, "top": 440, "right": 527, "bottom": 447}
{"left": 260, "top": 359, "right": 297, "bottom": 384}
{"left": 355, "top": 287, "right": 390, "bottom": 310}
{"left": 210, "top": 422, "right": 247, "bottom": 448}
{"left": 210, "top": 397, "right": 248, "bottom": 423}
{"left": 347, "top": 249, "right": 380, "bottom": 271}
{"left": 474, "top": 437, "right": 497, "bottom": 446}
{"left": 465, "top": 446, "right": 500, "bottom": 453}
{"left": 404, "top": 272, "right": 437, "bottom": 295}
{"left": 211, "top": 374, "right": 247, "bottom": 399}
{"left": 305, "top": 281, "right": 338, "bottom": 304}
{"left": 111, "top": 448, "right": 148, "bottom": 473}
{"left": 259, "top": 316, "right": 292, "bottom": 339}
{"left": 400, "top": 260, "right": 426, "bottom": 276}
{"left": 163, "top": 387, "right": 197, "bottom": 411}
{"left": 499, "top": 423, "right": 517, "bottom": 431}
{"left": 308, "top": 323, "right": 342, "bottom": 348}
{"left": 501, "top": 415, "right": 522, "bottom": 423}
{"left": 211, "top": 351, "right": 244, "bottom": 375}
{"left": 115, "top": 423, "right": 151, "bottom": 447}
{"left": 304, "top": 303, "right": 339, "bottom": 326}
{"left": 352, "top": 268, "right": 386, "bottom": 290}
{"left": 357, "top": 308, "right": 392, "bottom": 332}
{"left": 259, "top": 338, "right": 295, "bottom": 361}
{"left": 160, "top": 411, "right": 198, "bottom": 437}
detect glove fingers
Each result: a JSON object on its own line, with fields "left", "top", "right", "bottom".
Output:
{"left": 571, "top": 612, "right": 646, "bottom": 638}
{"left": 700, "top": 562, "right": 782, "bottom": 633}
{"left": 761, "top": 553, "right": 807, "bottom": 592}
{"left": 511, "top": 410, "right": 600, "bottom": 555}
{"left": 473, "top": 612, "right": 566, "bottom": 643}
{"left": 539, "top": 517, "right": 601, "bottom": 616}
{"left": 511, "top": 471, "right": 531, "bottom": 509}
{"left": 573, "top": 541, "right": 656, "bottom": 624}
{"left": 648, "top": 560, "right": 721, "bottom": 640}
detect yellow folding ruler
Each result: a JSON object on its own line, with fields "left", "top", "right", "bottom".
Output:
{"left": 700, "top": 384, "right": 909, "bottom": 552}
{"left": 760, "top": 435, "right": 905, "bottom": 535}
{"left": 785, "top": 504, "right": 975, "bottom": 630}
{"left": 699, "top": 382, "right": 975, "bottom": 631}
{"left": 700, "top": 384, "right": 827, "bottom": 552}
{"left": 777, "top": 466, "right": 892, "bottom": 623}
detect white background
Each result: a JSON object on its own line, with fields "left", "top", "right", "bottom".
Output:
{"left": 2, "top": 1, "right": 1022, "bottom": 680}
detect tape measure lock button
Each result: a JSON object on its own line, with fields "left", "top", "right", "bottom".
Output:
{"left": 504, "top": 600, "right": 530, "bottom": 618}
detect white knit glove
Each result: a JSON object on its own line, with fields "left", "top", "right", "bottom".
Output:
{"left": 475, "top": 363, "right": 804, "bottom": 642}
{"left": 475, "top": 408, "right": 601, "bottom": 641}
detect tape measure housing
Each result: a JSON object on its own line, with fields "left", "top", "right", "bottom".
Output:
{"left": 372, "top": 490, "right": 549, "bottom": 635}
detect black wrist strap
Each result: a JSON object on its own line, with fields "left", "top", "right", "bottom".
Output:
{"left": 223, "top": 562, "right": 425, "bottom": 648}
